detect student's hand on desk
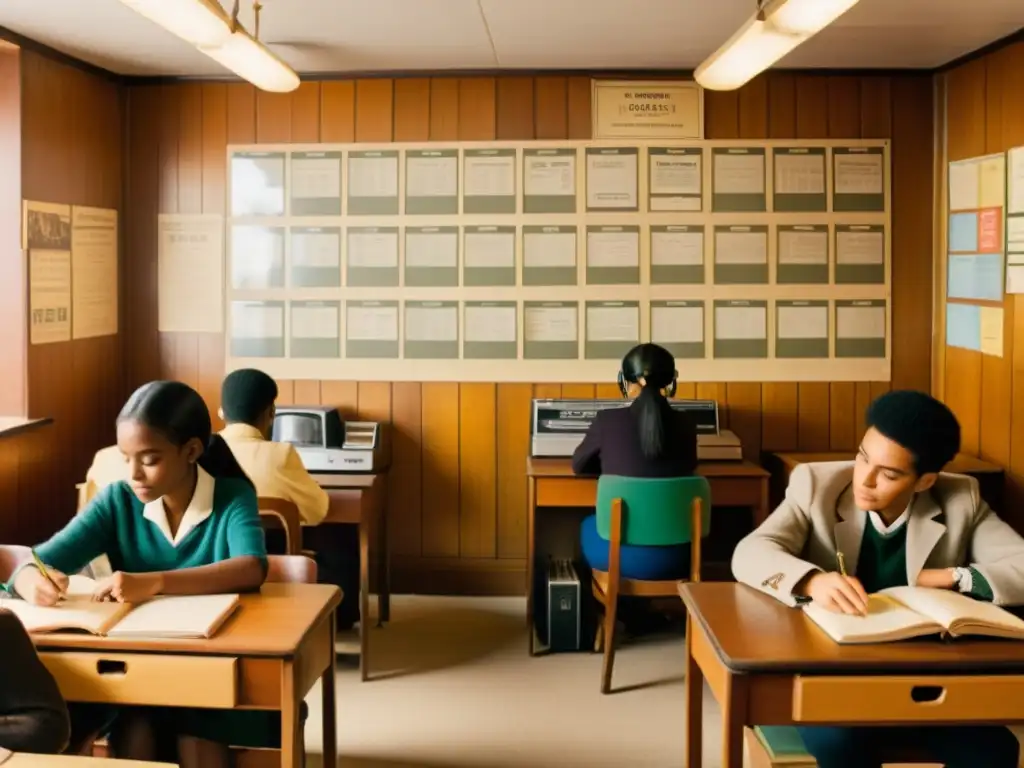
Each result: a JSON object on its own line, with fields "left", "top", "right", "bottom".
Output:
{"left": 916, "top": 568, "right": 956, "bottom": 590}
{"left": 14, "top": 566, "right": 69, "bottom": 606}
{"left": 92, "top": 571, "right": 163, "bottom": 603}
{"left": 802, "top": 571, "right": 869, "bottom": 615}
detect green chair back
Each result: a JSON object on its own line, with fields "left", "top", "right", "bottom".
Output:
{"left": 595, "top": 475, "right": 711, "bottom": 547}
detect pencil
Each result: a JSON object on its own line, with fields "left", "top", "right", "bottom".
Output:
{"left": 836, "top": 551, "right": 848, "bottom": 577}
{"left": 30, "top": 549, "right": 64, "bottom": 598}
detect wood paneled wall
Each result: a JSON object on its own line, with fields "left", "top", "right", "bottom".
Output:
{"left": 125, "top": 72, "right": 937, "bottom": 593}
{"left": 938, "top": 42, "right": 1024, "bottom": 525}
{"left": 0, "top": 50, "right": 123, "bottom": 545}
{"left": 124, "top": 72, "right": 933, "bottom": 593}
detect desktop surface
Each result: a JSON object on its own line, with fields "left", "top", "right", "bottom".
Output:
{"left": 680, "top": 582, "right": 1024, "bottom": 673}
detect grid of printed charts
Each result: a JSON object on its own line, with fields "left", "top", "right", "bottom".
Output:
{"left": 223, "top": 140, "right": 891, "bottom": 382}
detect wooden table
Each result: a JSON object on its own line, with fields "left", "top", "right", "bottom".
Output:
{"left": 767, "top": 451, "right": 1006, "bottom": 512}
{"left": 526, "top": 457, "right": 769, "bottom": 655}
{"left": 310, "top": 471, "right": 389, "bottom": 682}
{"left": 32, "top": 583, "right": 341, "bottom": 768}
{"left": 5, "top": 757, "right": 173, "bottom": 766}
{"left": 680, "top": 581, "right": 1024, "bottom": 768}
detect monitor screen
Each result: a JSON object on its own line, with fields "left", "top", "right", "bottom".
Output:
{"left": 272, "top": 413, "right": 324, "bottom": 447}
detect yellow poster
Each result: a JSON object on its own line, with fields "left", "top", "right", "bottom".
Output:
{"left": 29, "top": 249, "right": 72, "bottom": 345}
{"left": 71, "top": 206, "right": 119, "bottom": 339}
{"left": 979, "top": 155, "right": 1007, "bottom": 210}
{"left": 980, "top": 305, "right": 1004, "bottom": 357}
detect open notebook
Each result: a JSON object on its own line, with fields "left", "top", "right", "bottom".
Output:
{"left": 0, "top": 574, "right": 239, "bottom": 638}
{"left": 804, "top": 586, "right": 1024, "bottom": 644}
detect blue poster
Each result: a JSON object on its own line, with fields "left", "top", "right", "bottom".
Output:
{"left": 949, "top": 212, "right": 979, "bottom": 252}
{"left": 947, "top": 253, "right": 1003, "bottom": 301}
{"left": 946, "top": 303, "right": 981, "bottom": 351}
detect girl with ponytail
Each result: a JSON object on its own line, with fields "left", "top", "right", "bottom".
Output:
{"left": 572, "top": 343, "right": 698, "bottom": 477}
{"left": 573, "top": 344, "right": 700, "bottom": 611}
{"left": 9, "top": 380, "right": 268, "bottom": 767}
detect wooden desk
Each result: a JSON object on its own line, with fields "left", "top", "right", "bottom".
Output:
{"left": 6, "top": 757, "right": 173, "bottom": 767}
{"left": 525, "top": 457, "right": 769, "bottom": 655}
{"left": 310, "top": 471, "right": 389, "bottom": 682}
{"left": 767, "top": 451, "right": 1006, "bottom": 512}
{"left": 680, "top": 582, "right": 1024, "bottom": 768}
{"left": 33, "top": 583, "right": 341, "bottom": 768}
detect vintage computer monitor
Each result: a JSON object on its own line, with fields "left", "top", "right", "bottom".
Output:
{"left": 272, "top": 405, "right": 385, "bottom": 473}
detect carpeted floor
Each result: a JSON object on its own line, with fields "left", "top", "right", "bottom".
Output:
{"left": 302, "top": 595, "right": 1018, "bottom": 768}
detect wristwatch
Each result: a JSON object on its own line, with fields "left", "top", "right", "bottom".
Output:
{"left": 950, "top": 567, "right": 972, "bottom": 593}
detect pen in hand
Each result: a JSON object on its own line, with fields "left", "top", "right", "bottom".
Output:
{"left": 836, "top": 551, "right": 848, "bottom": 577}
{"left": 30, "top": 549, "right": 66, "bottom": 601}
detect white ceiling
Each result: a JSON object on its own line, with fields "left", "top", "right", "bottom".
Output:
{"left": 0, "top": 0, "right": 1021, "bottom": 77}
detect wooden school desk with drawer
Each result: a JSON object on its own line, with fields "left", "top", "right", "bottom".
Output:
{"left": 679, "top": 581, "right": 1024, "bottom": 768}
{"left": 32, "top": 583, "right": 341, "bottom": 768}
{"left": 526, "top": 457, "right": 769, "bottom": 654}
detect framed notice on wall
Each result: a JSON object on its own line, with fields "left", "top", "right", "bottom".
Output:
{"left": 224, "top": 137, "right": 891, "bottom": 383}
{"left": 591, "top": 80, "right": 704, "bottom": 140}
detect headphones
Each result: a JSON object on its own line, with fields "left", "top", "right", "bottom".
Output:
{"left": 617, "top": 367, "right": 678, "bottom": 398}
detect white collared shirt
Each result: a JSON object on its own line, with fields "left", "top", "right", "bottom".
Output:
{"left": 867, "top": 503, "right": 911, "bottom": 536}
{"left": 143, "top": 465, "right": 216, "bottom": 546}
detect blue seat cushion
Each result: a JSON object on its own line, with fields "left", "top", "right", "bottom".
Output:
{"left": 580, "top": 514, "right": 691, "bottom": 581}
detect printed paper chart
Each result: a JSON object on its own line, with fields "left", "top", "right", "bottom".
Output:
{"left": 225, "top": 139, "right": 891, "bottom": 382}
{"left": 945, "top": 153, "right": 1005, "bottom": 357}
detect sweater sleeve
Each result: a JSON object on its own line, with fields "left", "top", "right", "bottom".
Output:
{"left": 6, "top": 486, "right": 118, "bottom": 592}
{"left": 0, "top": 611, "right": 70, "bottom": 753}
{"left": 967, "top": 566, "right": 995, "bottom": 601}
{"left": 224, "top": 483, "right": 269, "bottom": 567}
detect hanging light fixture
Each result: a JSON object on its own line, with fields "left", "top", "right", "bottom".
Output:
{"left": 117, "top": 0, "right": 300, "bottom": 93}
{"left": 695, "top": 0, "right": 862, "bottom": 91}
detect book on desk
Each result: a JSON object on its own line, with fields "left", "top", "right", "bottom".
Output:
{"left": 530, "top": 397, "right": 743, "bottom": 461}
{"left": 804, "top": 586, "right": 1024, "bottom": 644}
{"left": 1, "top": 575, "right": 239, "bottom": 638}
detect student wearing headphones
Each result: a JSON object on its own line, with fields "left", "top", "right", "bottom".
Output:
{"left": 573, "top": 344, "right": 699, "bottom": 625}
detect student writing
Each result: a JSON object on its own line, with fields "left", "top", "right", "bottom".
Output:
{"left": 732, "top": 390, "right": 1024, "bottom": 768}
{"left": 6, "top": 380, "right": 269, "bottom": 768}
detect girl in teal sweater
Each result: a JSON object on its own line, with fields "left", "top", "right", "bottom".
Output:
{"left": 10, "top": 380, "right": 268, "bottom": 767}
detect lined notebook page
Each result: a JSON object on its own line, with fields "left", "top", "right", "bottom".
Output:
{"left": 107, "top": 594, "right": 240, "bottom": 638}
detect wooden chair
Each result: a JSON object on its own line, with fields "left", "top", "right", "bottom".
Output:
{"left": 266, "top": 554, "right": 318, "bottom": 584}
{"left": 258, "top": 497, "right": 304, "bottom": 556}
{"left": 591, "top": 474, "right": 710, "bottom": 694}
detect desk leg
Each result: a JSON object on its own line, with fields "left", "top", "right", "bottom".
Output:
{"left": 526, "top": 476, "right": 536, "bottom": 656}
{"left": 684, "top": 614, "right": 702, "bottom": 768}
{"left": 754, "top": 477, "right": 770, "bottom": 527}
{"left": 280, "top": 661, "right": 301, "bottom": 768}
{"left": 359, "top": 517, "right": 371, "bottom": 682}
{"left": 322, "top": 619, "right": 338, "bottom": 768}
{"left": 720, "top": 672, "right": 748, "bottom": 768}
{"left": 376, "top": 481, "right": 390, "bottom": 626}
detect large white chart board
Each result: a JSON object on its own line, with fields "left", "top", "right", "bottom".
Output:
{"left": 225, "top": 139, "right": 891, "bottom": 382}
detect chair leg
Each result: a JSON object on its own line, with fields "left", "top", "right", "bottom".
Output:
{"left": 593, "top": 613, "right": 604, "bottom": 652}
{"left": 600, "top": 595, "right": 618, "bottom": 694}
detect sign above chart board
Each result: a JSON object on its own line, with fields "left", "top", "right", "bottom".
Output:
{"left": 224, "top": 138, "right": 890, "bottom": 383}
{"left": 591, "top": 80, "right": 704, "bottom": 140}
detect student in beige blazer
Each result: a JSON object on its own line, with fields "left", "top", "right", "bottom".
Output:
{"left": 733, "top": 390, "right": 1024, "bottom": 768}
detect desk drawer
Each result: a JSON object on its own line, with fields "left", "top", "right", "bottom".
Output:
{"left": 793, "top": 674, "right": 1024, "bottom": 723}
{"left": 41, "top": 652, "right": 238, "bottom": 708}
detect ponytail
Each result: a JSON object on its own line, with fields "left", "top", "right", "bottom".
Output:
{"left": 200, "top": 434, "right": 254, "bottom": 488}
{"left": 634, "top": 385, "right": 670, "bottom": 459}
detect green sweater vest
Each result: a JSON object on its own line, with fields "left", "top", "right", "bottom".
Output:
{"left": 854, "top": 520, "right": 993, "bottom": 600}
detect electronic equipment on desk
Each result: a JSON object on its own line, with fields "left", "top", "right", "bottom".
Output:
{"left": 273, "top": 406, "right": 384, "bottom": 473}
{"left": 530, "top": 398, "right": 744, "bottom": 461}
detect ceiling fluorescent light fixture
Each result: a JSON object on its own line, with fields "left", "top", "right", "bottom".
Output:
{"left": 199, "top": 28, "right": 300, "bottom": 93}
{"left": 694, "top": 15, "right": 804, "bottom": 92}
{"left": 117, "top": 0, "right": 232, "bottom": 47}
{"left": 769, "top": 0, "right": 861, "bottom": 35}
